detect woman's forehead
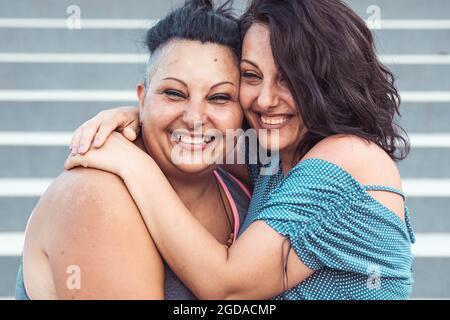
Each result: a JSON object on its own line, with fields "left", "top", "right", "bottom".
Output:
{"left": 242, "top": 24, "right": 271, "bottom": 57}
{"left": 148, "top": 40, "right": 239, "bottom": 83}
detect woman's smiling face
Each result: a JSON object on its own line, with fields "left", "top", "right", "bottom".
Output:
{"left": 138, "top": 39, "right": 242, "bottom": 177}
{"left": 138, "top": 26, "right": 306, "bottom": 177}
{"left": 239, "top": 23, "right": 305, "bottom": 157}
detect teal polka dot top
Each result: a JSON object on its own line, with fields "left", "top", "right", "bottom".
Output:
{"left": 238, "top": 158, "right": 416, "bottom": 300}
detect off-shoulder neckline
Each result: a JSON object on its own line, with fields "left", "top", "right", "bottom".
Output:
{"left": 289, "top": 158, "right": 413, "bottom": 235}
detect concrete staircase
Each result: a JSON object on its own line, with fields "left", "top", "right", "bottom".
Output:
{"left": 0, "top": 0, "right": 449, "bottom": 299}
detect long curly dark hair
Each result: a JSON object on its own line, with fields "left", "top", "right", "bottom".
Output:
{"left": 240, "top": 0, "right": 410, "bottom": 162}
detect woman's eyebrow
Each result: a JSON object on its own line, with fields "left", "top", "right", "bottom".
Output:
{"left": 241, "top": 59, "right": 260, "bottom": 70}
{"left": 210, "top": 81, "right": 236, "bottom": 90}
{"left": 162, "top": 77, "right": 188, "bottom": 87}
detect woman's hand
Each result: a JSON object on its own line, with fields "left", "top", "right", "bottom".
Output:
{"left": 65, "top": 131, "right": 150, "bottom": 178}
{"left": 70, "top": 106, "right": 140, "bottom": 155}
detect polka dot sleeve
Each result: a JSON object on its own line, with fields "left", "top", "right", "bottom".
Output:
{"left": 249, "top": 159, "right": 413, "bottom": 279}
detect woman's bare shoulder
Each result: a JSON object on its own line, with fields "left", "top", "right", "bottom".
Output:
{"left": 29, "top": 168, "right": 140, "bottom": 250}
{"left": 302, "top": 134, "right": 402, "bottom": 190}
{"left": 52, "top": 167, "right": 132, "bottom": 208}
{"left": 26, "top": 168, "right": 164, "bottom": 299}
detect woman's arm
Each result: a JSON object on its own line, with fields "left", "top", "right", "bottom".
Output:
{"left": 121, "top": 157, "right": 313, "bottom": 299}
{"left": 65, "top": 135, "right": 312, "bottom": 299}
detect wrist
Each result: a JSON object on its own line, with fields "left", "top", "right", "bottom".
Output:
{"left": 119, "top": 152, "right": 156, "bottom": 181}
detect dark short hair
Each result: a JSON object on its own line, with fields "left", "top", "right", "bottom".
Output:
{"left": 145, "top": 0, "right": 241, "bottom": 59}
{"left": 240, "top": 0, "right": 410, "bottom": 162}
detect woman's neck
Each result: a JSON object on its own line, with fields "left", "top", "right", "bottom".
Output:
{"left": 280, "top": 129, "right": 308, "bottom": 175}
{"left": 167, "top": 173, "right": 218, "bottom": 216}
{"left": 280, "top": 150, "right": 297, "bottom": 175}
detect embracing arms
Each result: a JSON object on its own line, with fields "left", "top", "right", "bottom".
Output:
{"left": 65, "top": 133, "right": 314, "bottom": 300}
{"left": 69, "top": 106, "right": 251, "bottom": 187}
{"left": 65, "top": 111, "right": 407, "bottom": 299}
{"left": 117, "top": 156, "right": 313, "bottom": 299}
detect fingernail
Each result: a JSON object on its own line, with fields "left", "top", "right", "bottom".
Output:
{"left": 69, "top": 144, "right": 73, "bottom": 150}
{"left": 93, "top": 139, "right": 100, "bottom": 148}
{"left": 78, "top": 145, "right": 86, "bottom": 154}
{"left": 71, "top": 146, "right": 78, "bottom": 155}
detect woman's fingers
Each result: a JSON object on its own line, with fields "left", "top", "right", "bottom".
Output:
{"left": 78, "top": 120, "right": 101, "bottom": 155}
{"left": 93, "top": 107, "right": 140, "bottom": 146}
{"left": 64, "top": 153, "right": 78, "bottom": 170}
{"left": 65, "top": 156, "right": 75, "bottom": 170}
{"left": 71, "top": 106, "right": 139, "bottom": 153}
{"left": 70, "top": 128, "right": 82, "bottom": 155}
{"left": 71, "top": 115, "right": 103, "bottom": 155}
{"left": 122, "top": 120, "right": 141, "bottom": 142}
{"left": 93, "top": 121, "right": 120, "bottom": 148}
{"left": 65, "top": 152, "right": 91, "bottom": 170}
{"left": 71, "top": 110, "right": 115, "bottom": 154}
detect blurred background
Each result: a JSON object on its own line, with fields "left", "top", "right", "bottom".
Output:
{"left": 0, "top": 0, "right": 449, "bottom": 300}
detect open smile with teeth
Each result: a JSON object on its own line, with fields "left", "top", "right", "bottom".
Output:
{"left": 172, "top": 133, "right": 215, "bottom": 146}
{"left": 259, "top": 114, "right": 291, "bottom": 127}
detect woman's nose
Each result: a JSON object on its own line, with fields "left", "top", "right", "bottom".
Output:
{"left": 257, "top": 83, "right": 280, "bottom": 111}
{"left": 182, "top": 102, "right": 207, "bottom": 129}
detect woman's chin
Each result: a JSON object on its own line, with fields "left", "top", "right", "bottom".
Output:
{"left": 257, "top": 137, "right": 290, "bottom": 154}
{"left": 172, "top": 162, "right": 217, "bottom": 176}
{"left": 166, "top": 140, "right": 225, "bottom": 175}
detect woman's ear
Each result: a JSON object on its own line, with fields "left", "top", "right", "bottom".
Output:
{"left": 137, "top": 82, "right": 146, "bottom": 121}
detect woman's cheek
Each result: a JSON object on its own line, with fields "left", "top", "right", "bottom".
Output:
{"left": 239, "top": 84, "right": 257, "bottom": 112}
{"left": 231, "top": 102, "right": 244, "bottom": 127}
{"left": 149, "top": 99, "right": 184, "bottom": 123}
{"left": 211, "top": 104, "right": 243, "bottom": 132}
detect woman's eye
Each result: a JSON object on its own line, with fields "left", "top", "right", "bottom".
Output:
{"left": 241, "top": 72, "right": 260, "bottom": 80}
{"left": 209, "top": 94, "right": 231, "bottom": 104}
{"left": 164, "top": 90, "right": 185, "bottom": 100}
{"left": 279, "top": 77, "right": 289, "bottom": 87}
